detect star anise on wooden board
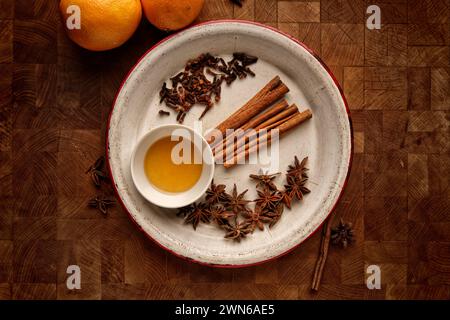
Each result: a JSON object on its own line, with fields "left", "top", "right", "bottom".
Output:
{"left": 88, "top": 196, "right": 115, "bottom": 216}
{"left": 223, "top": 184, "right": 251, "bottom": 215}
{"left": 205, "top": 180, "right": 227, "bottom": 205}
{"left": 184, "top": 202, "right": 210, "bottom": 230}
{"left": 85, "top": 156, "right": 108, "bottom": 188}
{"left": 249, "top": 171, "right": 280, "bottom": 191}
{"left": 331, "top": 219, "right": 354, "bottom": 248}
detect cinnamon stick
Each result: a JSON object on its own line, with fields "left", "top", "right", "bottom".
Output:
{"left": 223, "top": 109, "right": 312, "bottom": 168}
{"left": 311, "top": 219, "right": 331, "bottom": 292}
{"left": 242, "top": 99, "right": 289, "bottom": 131}
{"left": 217, "top": 107, "right": 300, "bottom": 163}
{"left": 206, "top": 76, "right": 289, "bottom": 145}
{"left": 212, "top": 99, "right": 289, "bottom": 156}
{"left": 254, "top": 104, "right": 298, "bottom": 130}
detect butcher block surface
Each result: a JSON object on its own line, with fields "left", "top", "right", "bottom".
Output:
{"left": 0, "top": 0, "right": 449, "bottom": 299}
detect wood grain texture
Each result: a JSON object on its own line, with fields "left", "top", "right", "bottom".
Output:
{"left": 0, "top": 0, "right": 449, "bottom": 300}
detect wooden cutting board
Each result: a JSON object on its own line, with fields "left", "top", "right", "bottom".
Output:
{"left": 0, "top": 0, "right": 449, "bottom": 300}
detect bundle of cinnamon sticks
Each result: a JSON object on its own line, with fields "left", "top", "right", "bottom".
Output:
{"left": 206, "top": 76, "right": 312, "bottom": 168}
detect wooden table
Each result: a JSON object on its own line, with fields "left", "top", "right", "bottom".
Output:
{"left": 0, "top": 0, "right": 449, "bottom": 300}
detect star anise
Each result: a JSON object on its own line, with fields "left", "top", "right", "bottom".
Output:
{"left": 287, "top": 156, "right": 308, "bottom": 179}
{"left": 280, "top": 190, "right": 293, "bottom": 209}
{"left": 254, "top": 187, "right": 282, "bottom": 211}
{"left": 159, "top": 52, "right": 257, "bottom": 122}
{"left": 262, "top": 203, "right": 284, "bottom": 228}
{"left": 88, "top": 196, "right": 115, "bottom": 216}
{"left": 284, "top": 175, "right": 310, "bottom": 201}
{"left": 205, "top": 180, "right": 227, "bottom": 205}
{"left": 174, "top": 155, "right": 312, "bottom": 241}
{"left": 223, "top": 184, "right": 251, "bottom": 215}
{"left": 184, "top": 202, "right": 210, "bottom": 230}
{"left": 223, "top": 221, "right": 252, "bottom": 241}
{"left": 249, "top": 171, "right": 280, "bottom": 191}
{"left": 86, "top": 156, "right": 108, "bottom": 188}
{"left": 206, "top": 205, "right": 234, "bottom": 226}
{"left": 177, "top": 205, "right": 193, "bottom": 217}
{"left": 331, "top": 219, "right": 354, "bottom": 248}
{"left": 242, "top": 207, "right": 272, "bottom": 232}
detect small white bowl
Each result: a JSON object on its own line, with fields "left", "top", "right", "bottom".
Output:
{"left": 130, "top": 124, "right": 215, "bottom": 209}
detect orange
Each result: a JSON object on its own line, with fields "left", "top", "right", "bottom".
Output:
{"left": 141, "top": 0, "right": 204, "bottom": 31}
{"left": 60, "top": 0, "right": 142, "bottom": 51}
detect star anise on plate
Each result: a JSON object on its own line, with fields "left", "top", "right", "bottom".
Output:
{"left": 287, "top": 156, "right": 308, "bottom": 179}
{"left": 205, "top": 180, "right": 227, "bottom": 205}
{"left": 184, "top": 202, "right": 210, "bottom": 230}
{"left": 262, "top": 203, "right": 284, "bottom": 228}
{"left": 249, "top": 171, "right": 280, "bottom": 191}
{"left": 88, "top": 196, "right": 115, "bottom": 216}
{"left": 254, "top": 187, "right": 282, "bottom": 211}
{"left": 242, "top": 207, "right": 272, "bottom": 232}
{"left": 223, "top": 184, "right": 251, "bottom": 215}
{"left": 280, "top": 189, "right": 293, "bottom": 209}
{"left": 206, "top": 205, "right": 234, "bottom": 226}
{"left": 177, "top": 205, "right": 193, "bottom": 217}
{"left": 174, "top": 155, "right": 312, "bottom": 241}
{"left": 223, "top": 221, "right": 252, "bottom": 241}
{"left": 331, "top": 219, "right": 354, "bottom": 248}
{"left": 284, "top": 175, "right": 310, "bottom": 202}
{"left": 85, "top": 156, "right": 108, "bottom": 188}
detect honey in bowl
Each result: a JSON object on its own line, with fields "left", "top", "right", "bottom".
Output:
{"left": 144, "top": 136, "right": 203, "bottom": 193}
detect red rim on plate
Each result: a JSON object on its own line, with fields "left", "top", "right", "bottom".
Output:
{"left": 106, "top": 20, "right": 354, "bottom": 268}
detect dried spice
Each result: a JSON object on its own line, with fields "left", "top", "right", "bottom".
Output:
{"left": 280, "top": 190, "right": 293, "bottom": 210}
{"left": 205, "top": 180, "right": 227, "bottom": 205}
{"left": 266, "top": 203, "right": 284, "bottom": 228}
{"left": 176, "top": 155, "right": 310, "bottom": 241}
{"left": 284, "top": 175, "right": 310, "bottom": 201}
{"left": 206, "top": 205, "right": 234, "bottom": 227}
{"left": 177, "top": 205, "right": 193, "bottom": 217}
{"left": 223, "top": 221, "right": 252, "bottom": 241}
{"left": 85, "top": 156, "right": 108, "bottom": 188}
{"left": 254, "top": 187, "right": 282, "bottom": 211}
{"left": 287, "top": 156, "right": 308, "bottom": 179}
{"left": 88, "top": 196, "right": 115, "bottom": 216}
{"left": 311, "top": 219, "right": 331, "bottom": 291}
{"left": 242, "top": 206, "right": 272, "bottom": 232}
{"left": 281, "top": 156, "right": 310, "bottom": 208}
{"left": 159, "top": 52, "right": 258, "bottom": 123}
{"left": 223, "top": 184, "right": 251, "bottom": 216}
{"left": 184, "top": 202, "right": 210, "bottom": 230}
{"left": 249, "top": 171, "right": 280, "bottom": 191}
{"left": 229, "top": 0, "right": 243, "bottom": 7}
{"left": 331, "top": 219, "right": 354, "bottom": 248}
{"left": 158, "top": 110, "right": 170, "bottom": 116}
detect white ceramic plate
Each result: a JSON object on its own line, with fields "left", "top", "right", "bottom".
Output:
{"left": 107, "top": 21, "right": 353, "bottom": 267}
